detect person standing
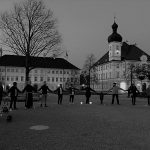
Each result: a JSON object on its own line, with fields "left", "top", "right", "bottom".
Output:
{"left": 108, "top": 83, "right": 126, "bottom": 105}
{"left": 146, "top": 85, "right": 150, "bottom": 105}
{"left": 8, "top": 82, "right": 21, "bottom": 110}
{"left": 82, "top": 84, "right": 97, "bottom": 104}
{"left": 38, "top": 81, "right": 52, "bottom": 107}
{"left": 22, "top": 81, "right": 35, "bottom": 109}
{"left": 66, "top": 84, "right": 79, "bottom": 104}
{"left": 130, "top": 84, "right": 139, "bottom": 105}
{"left": 53, "top": 84, "right": 64, "bottom": 104}
{"left": 0, "top": 82, "right": 3, "bottom": 106}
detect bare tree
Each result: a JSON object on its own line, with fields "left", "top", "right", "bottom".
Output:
{"left": 82, "top": 53, "right": 97, "bottom": 87}
{"left": 0, "top": 0, "right": 62, "bottom": 81}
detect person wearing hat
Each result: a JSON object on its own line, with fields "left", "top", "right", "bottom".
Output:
{"left": 8, "top": 82, "right": 21, "bottom": 110}
{"left": 108, "top": 82, "right": 126, "bottom": 105}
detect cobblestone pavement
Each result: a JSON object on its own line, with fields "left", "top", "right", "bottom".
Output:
{"left": 0, "top": 94, "right": 150, "bottom": 150}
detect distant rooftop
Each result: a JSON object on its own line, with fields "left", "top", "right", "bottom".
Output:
{"left": 94, "top": 42, "right": 150, "bottom": 66}
{"left": 0, "top": 55, "right": 80, "bottom": 70}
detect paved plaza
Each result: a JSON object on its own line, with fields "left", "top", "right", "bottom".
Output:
{"left": 0, "top": 94, "right": 150, "bottom": 150}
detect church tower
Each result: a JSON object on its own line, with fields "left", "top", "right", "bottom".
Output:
{"left": 108, "top": 20, "right": 122, "bottom": 61}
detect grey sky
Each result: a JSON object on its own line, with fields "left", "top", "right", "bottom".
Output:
{"left": 0, "top": 0, "right": 150, "bottom": 68}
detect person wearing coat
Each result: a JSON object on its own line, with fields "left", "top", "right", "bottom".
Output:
{"left": 22, "top": 81, "right": 35, "bottom": 109}
{"left": 66, "top": 84, "right": 79, "bottom": 104}
{"left": 38, "top": 81, "right": 53, "bottom": 107}
{"left": 130, "top": 83, "right": 140, "bottom": 105}
{"left": 108, "top": 82, "right": 126, "bottom": 105}
{"left": 8, "top": 82, "right": 21, "bottom": 110}
{"left": 82, "top": 84, "right": 97, "bottom": 104}
{"left": 146, "top": 85, "right": 150, "bottom": 105}
{"left": 53, "top": 84, "right": 64, "bottom": 104}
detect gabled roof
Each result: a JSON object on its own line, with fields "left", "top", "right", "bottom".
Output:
{"left": 95, "top": 42, "right": 150, "bottom": 66}
{"left": 0, "top": 55, "right": 80, "bottom": 70}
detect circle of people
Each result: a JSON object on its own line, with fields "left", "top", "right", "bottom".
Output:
{"left": 0, "top": 81, "right": 150, "bottom": 110}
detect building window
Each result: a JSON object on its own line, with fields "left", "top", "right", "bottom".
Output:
{"left": 63, "top": 78, "right": 66, "bottom": 82}
{"left": 7, "top": 76, "right": 9, "bottom": 81}
{"left": 67, "top": 71, "right": 69, "bottom": 74}
{"left": 56, "top": 77, "right": 58, "bottom": 82}
{"left": 60, "top": 78, "right": 62, "bottom": 82}
{"left": 56, "top": 71, "right": 58, "bottom": 74}
{"left": 60, "top": 71, "right": 62, "bottom": 74}
{"left": 63, "top": 71, "right": 66, "bottom": 74}
{"left": 21, "top": 76, "right": 24, "bottom": 82}
{"left": 47, "top": 77, "right": 50, "bottom": 82}
{"left": 16, "top": 76, "right": 18, "bottom": 81}
{"left": 116, "top": 64, "right": 119, "bottom": 68}
{"left": 40, "top": 77, "right": 43, "bottom": 82}
{"left": 52, "top": 77, "right": 54, "bottom": 82}
{"left": 116, "top": 45, "right": 119, "bottom": 50}
{"left": 48, "top": 70, "right": 50, "bottom": 74}
{"left": 52, "top": 70, "right": 55, "bottom": 74}
{"left": 7, "top": 69, "right": 10, "bottom": 72}
{"left": 34, "top": 77, "right": 37, "bottom": 82}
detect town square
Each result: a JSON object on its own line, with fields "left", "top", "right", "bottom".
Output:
{"left": 0, "top": 0, "right": 150, "bottom": 150}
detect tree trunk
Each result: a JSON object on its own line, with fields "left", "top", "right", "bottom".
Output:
{"left": 25, "top": 52, "right": 30, "bottom": 82}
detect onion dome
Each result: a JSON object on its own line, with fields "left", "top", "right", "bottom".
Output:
{"left": 108, "top": 21, "right": 122, "bottom": 43}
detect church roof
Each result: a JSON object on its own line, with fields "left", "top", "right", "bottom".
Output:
{"left": 0, "top": 55, "right": 80, "bottom": 70}
{"left": 94, "top": 42, "right": 150, "bottom": 66}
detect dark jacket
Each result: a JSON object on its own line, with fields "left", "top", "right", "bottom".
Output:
{"left": 22, "top": 84, "right": 35, "bottom": 93}
{"left": 38, "top": 85, "right": 52, "bottom": 94}
{"left": 130, "top": 85, "right": 139, "bottom": 96}
{"left": 8, "top": 86, "right": 21, "bottom": 97}
{"left": 82, "top": 87, "right": 96, "bottom": 97}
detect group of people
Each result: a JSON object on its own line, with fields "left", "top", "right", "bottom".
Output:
{"left": 0, "top": 81, "right": 150, "bottom": 110}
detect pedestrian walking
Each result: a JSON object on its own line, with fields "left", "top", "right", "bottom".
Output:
{"left": 0, "top": 82, "right": 3, "bottom": 106}
{"left": 53, "top": 84, "right": 64, "bottom": 104}
{"left": 108, "top": 82, "right": 126, "bottom": 105}
{"left": 82, "top": 84, "right": 97, "bottom": 104}
{"left": 38, "top": 81, "right": 53, "bottom": 107}
{"left": 146, "top": 85, "right": 150, "bottom": 105}
{"left": 66, "top": 84, "right": 79, "bottom": 104}
{"left": 22, "top": 81, "right": 35, "bottom": 109}
{"left": 130, "top": 83, "right": 139, "bottom": 105}
{"left": 7, "top": 82, "right": 21, "bottom": 110}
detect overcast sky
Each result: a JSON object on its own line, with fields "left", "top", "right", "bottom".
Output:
{"left": 0, "top": 0, "right": 150, "bottom": 68}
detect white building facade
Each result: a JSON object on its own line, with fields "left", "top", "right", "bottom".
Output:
{"left": 0, "top": 55, "right": 80, "bottom": 90}
{"left": 92, "top": 21, "right": 150, "bottom": 91}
